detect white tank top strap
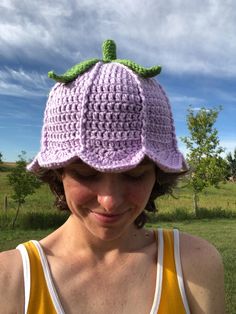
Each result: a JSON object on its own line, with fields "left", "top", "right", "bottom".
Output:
{"left": 149, "top": 228, "right": 164, "bottom": 314}
{"left": 31, "top": 240, "right": 65, "bottom": 314}
{"left": 16, "top": 244, "right": 31, "bottom": 314}
{"left": 17, "top": 241, "right": 65, "bottom": 314}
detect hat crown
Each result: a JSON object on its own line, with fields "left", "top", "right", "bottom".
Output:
{"left": 27, "top": 40, "right": 187, "bottom": 173}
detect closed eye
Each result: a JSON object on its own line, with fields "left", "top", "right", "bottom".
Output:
{"left": 68, "top": 169, "right": 99, "bottom": 180}
{"left": 125, "top": 165, "right": 155, "bottom": 180}
{"left": 123, "top": 171, "right": 146, "bottom": 180}
{"left": 75, "top": 173, "right": 98, "bottom": 179}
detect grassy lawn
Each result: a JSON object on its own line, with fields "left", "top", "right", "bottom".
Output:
{"left": 0, "top": 219, "right": 235, "bottom": 314}
{"left": 157, "top": 180, "right": 236, "bottom": 213}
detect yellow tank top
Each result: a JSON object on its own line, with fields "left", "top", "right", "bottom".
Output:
{"left": 17, "top": 229, "right": 190, "bottom": 314}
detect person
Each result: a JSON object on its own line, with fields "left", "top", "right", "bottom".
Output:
{"left": 0, "top": 39, "right": 225, "bottom": 314}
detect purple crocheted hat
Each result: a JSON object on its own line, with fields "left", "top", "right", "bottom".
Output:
{"left": 27, "top": 40, "right": 188, "bottom": 173}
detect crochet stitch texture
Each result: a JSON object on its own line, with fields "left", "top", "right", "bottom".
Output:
{"left": 28, "top": 40, "right": 187, "bottom": 173}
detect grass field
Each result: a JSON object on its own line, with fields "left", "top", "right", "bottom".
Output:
{"left": 157, "top": 178, "right": 236, "bottom": 214}
{"left": 0, "top": 166, "right": 236, "bottom": 313}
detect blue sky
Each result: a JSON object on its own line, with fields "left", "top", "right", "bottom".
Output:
{"left": 0, "top": 0, "right": 235, "bottom": 162}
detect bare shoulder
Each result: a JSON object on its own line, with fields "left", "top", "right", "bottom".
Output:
{"left": 179, "top": 232, "right": 226, "bottom": 314}
{"left": 0, "top": 248, "right": 24, "bottom": 313}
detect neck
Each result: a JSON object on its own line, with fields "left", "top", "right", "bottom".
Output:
{"left": 57, "top": 215, "right": 153, "bottom": 259}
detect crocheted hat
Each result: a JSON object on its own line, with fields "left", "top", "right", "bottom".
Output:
{"left": 27, "top": 39, "right": 188, "bottom": 173}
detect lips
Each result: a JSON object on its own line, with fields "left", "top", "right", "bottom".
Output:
{"left": 89, "top": 209, "right": 131, "bottom": 223}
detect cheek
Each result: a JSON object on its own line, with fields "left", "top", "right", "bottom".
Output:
{"left": 124, "top": 179, "right": 155, "bottom": 208}
{"left": 63, "top": 180, "right": 94, "bottom": 209}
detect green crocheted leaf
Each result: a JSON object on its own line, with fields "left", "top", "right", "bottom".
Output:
{"left": 48, "top": 39, "right": 162, "bottom": 83}
{"left": 115, "top": 59, "right": 162, "bottom": 78}
{"left": 48, "top": 58, "right": 100, "bottom": 83}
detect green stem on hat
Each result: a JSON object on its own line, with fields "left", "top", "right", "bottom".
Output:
{"left": 48, "top": 39, "right": 162, "bottom": 83}
{"left": 102, "top": 39, "right": 117, "bottom": 62}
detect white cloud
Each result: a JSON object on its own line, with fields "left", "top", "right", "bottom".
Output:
{"left": 191, "top": 107, "right": 211, "bottom": 112}
{"left": 177, "top": 141, "right": 188, "bottom": 158}
{"left": 220, "top": 139, "right": 236, "bottom": 155}
{"left": 0, "top": 68, "right": 50, "bottom": 97}
{"left": 0, "top": 0, "right": 235, "bottom": 77}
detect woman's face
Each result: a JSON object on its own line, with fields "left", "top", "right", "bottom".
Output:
{"left": 61, "top": 159, "right": 156, "bottom": 240}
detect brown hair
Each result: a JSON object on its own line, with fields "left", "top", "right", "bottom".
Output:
{"left": 36, "top": 165, "right": 186, "bottom": 228}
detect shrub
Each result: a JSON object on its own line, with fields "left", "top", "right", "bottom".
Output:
{"left": 20, "top": 212, "right": 70, "bottom": 230}
{"left": 147, "top": 208, "right": 194, "bottom": 222}
{"left": 147, "top": 207, "right": 235, "bottom": 223}
{"left": 196, "top": 207, "right": 235, "bottom": 219}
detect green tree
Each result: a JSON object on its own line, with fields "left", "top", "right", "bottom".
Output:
{"left": 226, "top": 148, "right": 236, "bottom": 181}
{"left": 181, "top": 106, "right": 228, "bottom": 213}
{"left": 7, "top": 151, "right": 42, "bottom": 228}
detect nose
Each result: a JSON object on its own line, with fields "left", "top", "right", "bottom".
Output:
{"left": 96, "top": 174, "right": 125, "bottom": 212}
